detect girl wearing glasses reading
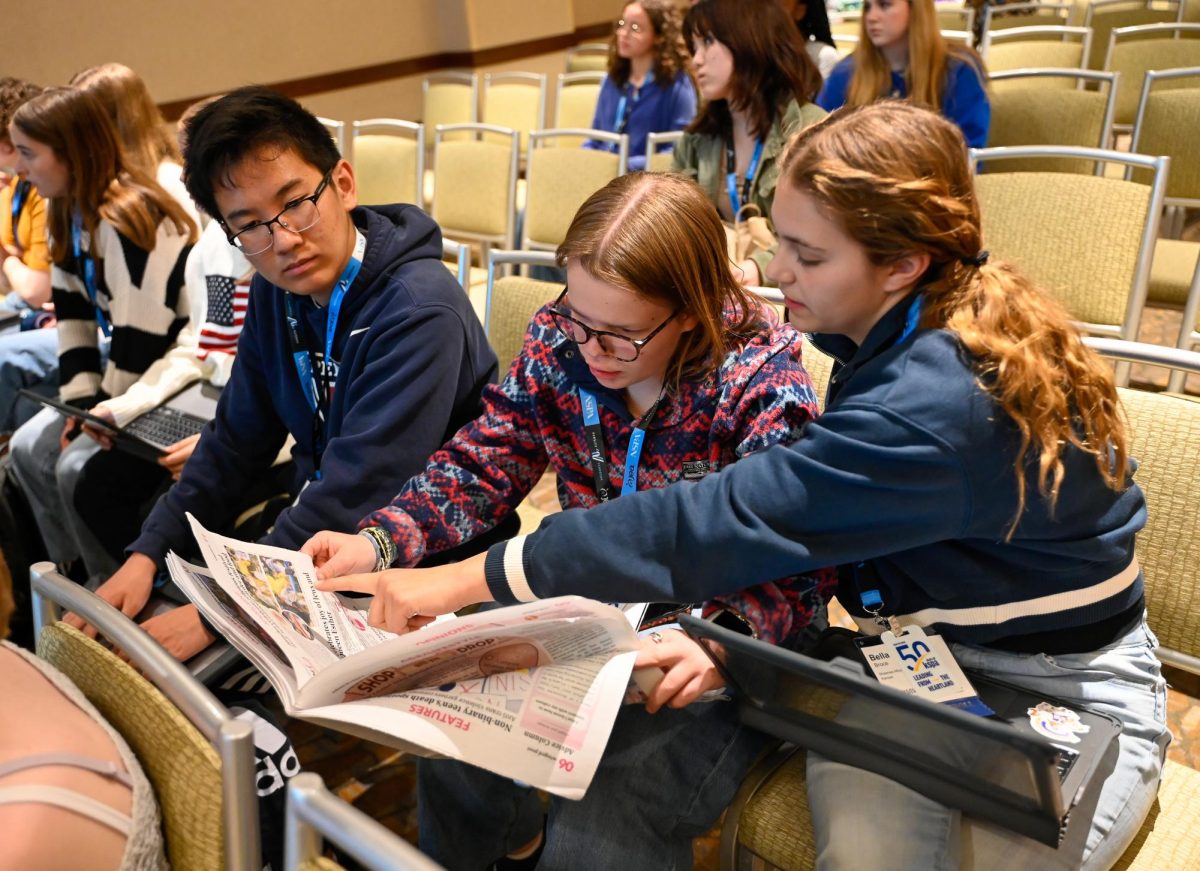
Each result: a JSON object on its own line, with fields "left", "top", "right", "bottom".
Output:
{"left": 586, "top": 0, "right": 697, "bottom": 171}
{"left": 7, "top": 87, "right": 195, "bottom": 580}
{"left": 305, "top": 171, "right": 832, "bottom": 869}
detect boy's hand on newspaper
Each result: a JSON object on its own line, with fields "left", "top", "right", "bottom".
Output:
{"left": 64, "top": 553, "right": 158, "bottom": 638}
{"left": 301, "top": 530, "right": 377, "bottom": 580}
{"left": 137, "top": 604, "right": 216, "bottom": 662}
{"left": 315, "top": 553, "right": 493, "bottom": 633}
{"left": 635, "top": 630, "right": 726, "bottom": 714}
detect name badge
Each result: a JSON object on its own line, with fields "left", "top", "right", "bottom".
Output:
{"left": 855, "top": 625, "right": 993, "bottom": 716}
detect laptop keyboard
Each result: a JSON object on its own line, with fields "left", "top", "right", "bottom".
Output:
{"left": 124, "top": 406, "right": 208, "bottom": 448}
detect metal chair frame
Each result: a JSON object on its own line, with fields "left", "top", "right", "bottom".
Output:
{"left": 981, "top": 24, "right": 1095, "bottom": 64}
{"left": 30, "top": 563, "right": 261, "bottom": 871}
{"left": 284, "top": 772, "right": 445, "bottom": 870}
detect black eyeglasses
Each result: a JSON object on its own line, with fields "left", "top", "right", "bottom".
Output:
{"left": 615, "top": 18, "right": 645, "bottom": 34}
{"left": 549, "top": 287, "right": 681, "bottom": 362}
{"left": 224, "top": 167, "right": 334, "bottom": 256}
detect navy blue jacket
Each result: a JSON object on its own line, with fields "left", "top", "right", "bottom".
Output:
{"left": 133, "top": 205, "right": 498, "bottom": 562}
{"left": 817, "top": 54, "right": 990, "bottom": 149}
{"left": 484, "top": 297, "right": 1146, "bottom": 649}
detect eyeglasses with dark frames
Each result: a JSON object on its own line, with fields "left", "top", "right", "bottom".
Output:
{"left": 224, "top": 167, "right": 335, "bottom": 256}
{"left": 548, "top": 287, "right": 681, "bottom": 362}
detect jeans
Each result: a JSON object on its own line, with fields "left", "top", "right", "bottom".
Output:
{"left": 0, "top": 328, "right": 60, "bottom": 433}
{"left": 9, "top": 406, "right": 112, "bottom": 576}
{"left": 418, "top": 698, "right": 771, "bottom": 871}
{"left": 807, "top": 615, "right": 1169, "bottom": 871}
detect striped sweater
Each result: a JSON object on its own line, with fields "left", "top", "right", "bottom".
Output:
{"left": 361, "top": 304, "right": 836, "bottom": 646}
{"left": 52, "top": 217, "right": 192, "bottom": 406}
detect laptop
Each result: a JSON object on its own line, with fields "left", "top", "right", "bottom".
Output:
{"left": 680, "top": 615, "right": 1121, "bottom": 848}
{"left": 20, "top": 379, "right": 219, "bottom": 463}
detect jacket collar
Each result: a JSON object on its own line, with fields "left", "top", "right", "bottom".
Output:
{"left": 810, "top": 291, "right": 922, "bottom": 403}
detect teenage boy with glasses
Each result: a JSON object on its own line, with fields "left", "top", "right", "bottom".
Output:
{"left": 73, "top": 86, "right": 512, "bottom": 663}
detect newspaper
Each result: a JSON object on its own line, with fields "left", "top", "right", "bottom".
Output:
{"left": 168, "top": 515, "right": 643, "bottom": 799}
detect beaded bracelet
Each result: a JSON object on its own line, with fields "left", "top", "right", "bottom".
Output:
{"left": 358, "top": 526, "right": 397, "bottom": 572}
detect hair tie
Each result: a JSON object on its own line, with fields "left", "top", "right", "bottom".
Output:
{"left": 962, "top": 250, "right": 989, "bottom": 268}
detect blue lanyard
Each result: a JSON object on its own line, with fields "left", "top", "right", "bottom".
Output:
{"left": 285, "top": 228, "right": 366, "bottom": 477}
{"left": 614, "top": 82, "right": 641, "bottom": 135}
{"left": 70, "top": 214, "right": 111, "bottom": 338}
{"left": 9, "top": 180, "right": 30, "bottom": 256}
{"left": 578, "top": 386, "right": 662, "bottom": 501}
{"left": 725, "top": 138, "right": 764, "bottom": 216}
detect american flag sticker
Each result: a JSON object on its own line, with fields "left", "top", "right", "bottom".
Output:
{"left": 199, "top": 274, "right": 250, "bottom": 357}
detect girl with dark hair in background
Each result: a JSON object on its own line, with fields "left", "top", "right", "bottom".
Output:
{"left": 675, "top": 0, "right": 826, "bottom": 286}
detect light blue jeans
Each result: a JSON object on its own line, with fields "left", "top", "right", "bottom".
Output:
{"left": 418, "top": 698, "right": 771, "bottom": 871}
{"left": 9, "top": 405, "right": 115, "bottom": 578}
{"left": 807, "top": 615, "right": 1169, "bottom": 871}
{"left": 0, "top": 328, "right": 60, "bottom": 433}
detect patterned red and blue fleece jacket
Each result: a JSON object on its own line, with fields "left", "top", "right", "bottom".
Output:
{"left": 360, "top": 303, "right": 836, "bottom": 646}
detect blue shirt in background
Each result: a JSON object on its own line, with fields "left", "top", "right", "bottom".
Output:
{"left": 817, "top": 55, "right": 990, "bottom": 148}
{"left": 585, "top": 71, "right": 697, "bottom": 170}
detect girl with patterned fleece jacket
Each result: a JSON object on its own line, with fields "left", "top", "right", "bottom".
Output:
{"left": 305, "top": 172, "right": 833, "bottom": 871}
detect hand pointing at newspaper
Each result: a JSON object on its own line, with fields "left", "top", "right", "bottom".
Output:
{"left": 315, "top": 552, "right": 494, "bottom": 634}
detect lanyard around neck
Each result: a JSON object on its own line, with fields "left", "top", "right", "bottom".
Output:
{"left": 578, "top": 385, "right": 664, "bottom": 502}
{"left": 285, "top": 228, "right": 366, "bottom": 478}
{"left": 9, "top": 180, "right": 30, "bottom": 256}
{"left": 70, "top": 214, "right": 111, "bottom": 338}
{"left": 614, "top": 80, "right": 643, "bottom": 135}
{"left": 726, "top": 137, "right": 765, "bottom": 217}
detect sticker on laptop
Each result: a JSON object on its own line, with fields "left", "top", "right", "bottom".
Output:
{"left": 1027, "top": 702, "right": 1091, "bottom": 744}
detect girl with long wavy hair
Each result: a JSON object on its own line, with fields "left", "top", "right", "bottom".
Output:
{"left": 70, "top": 63, "right": 196, "bottom": 222}
{"left": 818, "top": 0, "right": 990, "bottom": 147}
{"left": 7, "top": 87, "right": 195, "bottom": 580}
{"left": 677, "top": 0, "right": 826, "bottom": 285}
{"left": 306, "top": 171, "right": 833, "bottom": 869}
{"left": 327, "top": 103, "right": 1165, "bottom": 870}
{"left": 586, "top": 0, "right": 697, "bottom": 170}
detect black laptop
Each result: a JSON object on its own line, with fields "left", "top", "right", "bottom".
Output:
{"left": 20, "top": 380, "right": 218, "bottom": 463}
{"left": 681, "top": 615, "right": 1121, "bottom": 848}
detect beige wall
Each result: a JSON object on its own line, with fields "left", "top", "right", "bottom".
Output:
{"left": 7, "top": 1, "right": 601, "bottom": 122}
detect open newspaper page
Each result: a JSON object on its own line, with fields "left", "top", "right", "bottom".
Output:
{"left": 175, "top": 515, "right": 643, "bottom": 798}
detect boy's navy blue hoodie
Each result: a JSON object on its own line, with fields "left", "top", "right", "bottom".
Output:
{"left": 132, "top": 205, "right": 498, "bottom": 562}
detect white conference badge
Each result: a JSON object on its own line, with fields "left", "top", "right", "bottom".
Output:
{"left": 856, "top": 624, "right": 995, "bottom": 716}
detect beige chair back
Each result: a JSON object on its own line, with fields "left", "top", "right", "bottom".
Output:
{"left": 30, "top": 565, "right": 260, "bottom": 871}
{"left": 971, "top": 146, "right": 1167, "bottom": 347}
{"left": 432, "top": 124, "right": 519, "bottom": 251}
{"left": 351, "top": 119, "right": 423, "bottom": 207}
{"left": 983, "top": 1, "right": 1073, "bottom": 33}
{"left": 1129, "top": 67, "right": 1200, "bottom": 204}
{"left": 484, "top": 250, "right": 563, "bottom": 373}
{"left": 982, "top": 25, "right": 1093, "bottom": 72}
{"left": 646, "top": 130, "right": 683, "bottom": 172}
{"left": 986, "top": 69, "right": 1117, "bottom": 171}
{"left": 482, "top": 72, "right": 546, "bottom": 152}
{"left": 800, "top": 334, "right": 835, "bottom": 411}
{"left": 423, "top": 72, "right": 478, "bottom": 142}
{"left": 1104, "top": 22, "right": 1200, "bottom": 125}
{"left": 1087, "top": 0, "right": 1185, "bottom": 69}
{"left": 523, "top": 129, "right": 627, "bottom": 251}
{"left": 553, "top": 72, "right": 605, "bottom": 147}
{"left": 937, "top": 3, "right": 976, "bottom": 32}
{"left": 566, "top": 42, "right": 610, "bottom": 73}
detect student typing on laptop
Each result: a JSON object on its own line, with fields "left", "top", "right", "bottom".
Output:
{"left": 69, "top": 87, "right": 509, "bottom": 667}
{"left": 316, "top": 104, "right": 1168, "bottom": 871}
